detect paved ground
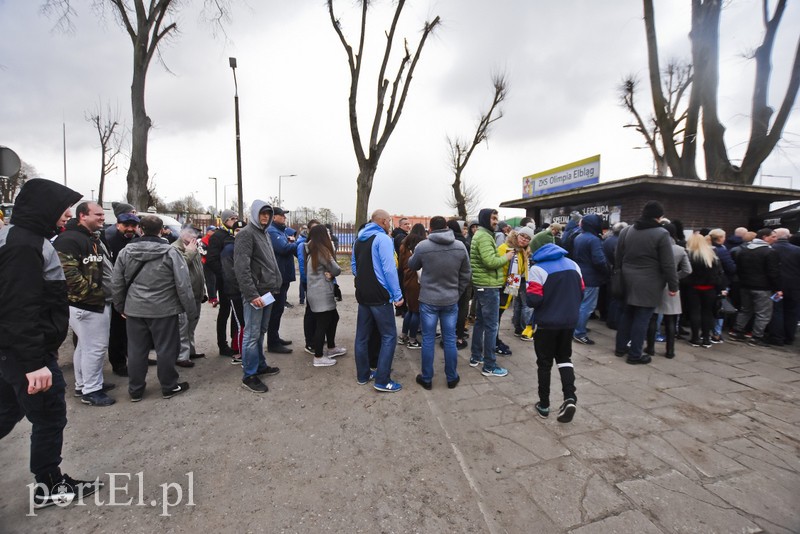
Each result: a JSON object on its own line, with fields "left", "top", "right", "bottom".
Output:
{"left": 1, "top": 274, "right": 799, "bottom": 533}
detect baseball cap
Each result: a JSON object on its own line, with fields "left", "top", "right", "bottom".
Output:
{"left": 117, "top": 213, "right": 141, "bottom": 224}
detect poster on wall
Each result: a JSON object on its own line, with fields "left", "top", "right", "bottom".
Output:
{"left": 522, "top": 155, "right": 600, "bottom": 198}
{"left": 540, "top": 203, "right": 621, "bottom": 226}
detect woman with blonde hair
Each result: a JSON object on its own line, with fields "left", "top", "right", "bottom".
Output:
{"left": 683, "top": 233, "right": 726, "bottom": 347}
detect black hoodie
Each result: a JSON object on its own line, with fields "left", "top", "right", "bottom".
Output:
{"left": 478, "top": 208, "right": 497, "bottom": 232}
{"left": 0, "top": 179, "right": 82, "bottom": 373}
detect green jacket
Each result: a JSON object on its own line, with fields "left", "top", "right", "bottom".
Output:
{"left": 470, "top": 227, "right": 509, "bottom": 287}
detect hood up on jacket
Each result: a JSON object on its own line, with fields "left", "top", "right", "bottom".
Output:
{"left": 533, "top": 243, "right": 569, "bottom": 263}
{"left": 249, "top": 200, "right": 273, "bottom": 231}
{"left": 478, "top": 208, "right": 497, "bottom": 232}
{"left": 358, "top": 221, "right": 387, "bottom": 241}
{"left": 122, "top": 235, "right": 171, "bottom": 262}
{"left": 427, "top": 228, "right": 455, "bottom": 245}
{"left": 11, "top": 179, "right": 82, "bottom": 238}
{"left": 580, "top": 213, "right": 603, "bottom": 237}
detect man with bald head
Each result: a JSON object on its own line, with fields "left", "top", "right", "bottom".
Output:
{"left": 54, "top": 202, "right": 116, "bottom": 406}
{"left": 352, "top": 209, "right": 404, "bottom": 392}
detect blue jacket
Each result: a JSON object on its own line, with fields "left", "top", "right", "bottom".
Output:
{"left": 350, "top": 222, "right": 402, "bottom": 302}
{"left": 526, "top": 244, "right": 584, "bottom": 329}
{"left": 267, "top": 222, "right": 298, "bottom": 284}
{"left": 713, "top": 243, "right": 736, "bottom": 283}
{"left": 571, "top": 214, "right": 609, "bottom": 287}
{"left": 297, "top": 234, "right": 308, "bottom": 284}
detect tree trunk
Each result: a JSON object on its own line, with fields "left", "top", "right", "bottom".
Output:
{"left": 354, "top": 163, "right": 377, "bottom": 230}
{"left": 452, "top": 170, "right": 467, "bottom": 221}
{"left": 127, "top": 40, "right": 152, "bottom": 211}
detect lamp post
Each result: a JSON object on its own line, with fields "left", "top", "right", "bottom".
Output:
{"left": 229, "top": 57, "right": 244, "bottom": 219}
{"left": 208, "top": 176, "right": 218, "bottom": 214}
{"left": 278, "top": 174, "right": 296, "bottom": 208}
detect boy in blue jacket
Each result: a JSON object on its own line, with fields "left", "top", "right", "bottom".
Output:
{"left": 526, "top": 243, "right": 584, "bottom": 422}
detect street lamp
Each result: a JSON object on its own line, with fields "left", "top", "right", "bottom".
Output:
{"left": 208, "top": 176, "right": 218, "bottom": 214}
{"left": 278, "top": 174, "right": 296, "bottom": 208}
{"left": 229, "top": 57, "right": 244, "bottom": 220}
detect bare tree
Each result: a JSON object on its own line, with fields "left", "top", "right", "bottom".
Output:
{"left": 86, "top": 101, "right": 126, "bottom": 205}
{"left": 620, "top": 61, "right": 693, "bottom": 177}
{"left": 43, "top": 0, "right": 232, "bottom": 210}
{"left": 640, "top": 0, "right": 799, "bottom": 184}
{"left": 327, "top": 0, "right": 440, "bottom": 229}
{"left": 447, "top": 73, "right": 507, "bottom": 220}
{"left": 445, "top": 180, "right": 482, "bottom": 221}
{"left": 0, "top": 161, "right": 38, "bottom": 203}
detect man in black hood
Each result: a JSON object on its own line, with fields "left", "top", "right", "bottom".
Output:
{"left": 0, "top": 179, "right": 103, "bottom": 508}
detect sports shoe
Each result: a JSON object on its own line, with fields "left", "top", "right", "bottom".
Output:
{"left": 535, "top": 402, "right": 550, "bottom": 418}
{"left": 481, "top": 366, "right": 509, "bottom": 377}
{"left": 324, "top": 346, "right": 347, "bottom": 358}
{"left": 397, "top": 335, "right": 408, "bottom": 345}
{"left": 494, "top": 345, "right": 512, "bottom": 356}
{"left": 255, "top": 366, "right": 280, "bottom": 376}
{"left": 81, "top": 390, "right": 115, "bottom": 407}
{"left": 230, "top": 355, "right": 242, "bottom": 365}
{"left": 701, "top": 339, "right": 713, "bottom": 348}
{"left": 747, "top": 336, "right": 770, "bottom": 348}
{"left": 572, "top": 335, "right": 595, "bottom": 345}
{"left": 710, "top": 334, "right": 724, "bottom": 344}
{"left": 415, "top": 374, "right": 432, "bottom": 390}
{"left": 74, "top": 383, "right": 116, "bottom": 397}
{"left": 626, "top": 355, "right": 652, "bottom": 365}
{"left": 728, "top": 331, "right": 746, "bottom": 342}
{"left": 130, "top": 391, "right": 143, "bottom": 402}
{"left": 304, "top": 345, "right": 315, "bottom": 355}
{"left": 162, "top": 382, "right": 190, "bottom": 399}
{"left": 374, "top": 380, "right": 403, "bottom": 392}
{"left": 513, "top": 330, "right": 522, "bottom": 338}
{"left": 520, "top": 333, "right": 534, "bottom": 342}
{"left": 219, "top": 345, "right": 236, "bottom": 357}
{"left": 176, "top": 359, "right": 194, "bottom": 368}
{"left": 456, "top": 339, "right": 468, "bottom": 350}
{"left": 689, "top": 338, "right": 702, "bottom": 347}
{"left": 267, "top": 345, "right": 292, "bottom": 354}
{"left": 655, "top": 334, "right": 666, "bottom": 343}
{"left": 406, "top": 339, "right": 421, "bottom": 349}
{"left": 469, "top": 356, "right": 484, "bottom": 368}
{"left": 241, "top": 375, "right": 268, "bottom": 393}
{"left": 33, "top": 474, "right": 104, "bottom": 509}
{"left": 556, "top": 399, "right": 577, "bottom": 423}
{"left": 313, "top": 355, "right": 337, "bottom": 367}
{"left": 357, "top": 370, "right": 376, "bottom": 385}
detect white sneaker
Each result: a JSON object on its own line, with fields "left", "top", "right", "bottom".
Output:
{"left": 313, "top": 355, "right": 337, "bottom": 367}
{"left": 324, "top": 346, "right": 347, "bottom": 358}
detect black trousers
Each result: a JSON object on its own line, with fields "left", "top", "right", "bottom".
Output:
{"left": 215, "top": 274, "right": 234, "bottom": 348}
{"left": 0, "top": 352, "right": 66, "bottom": 482}
{"left": 687, "top": 287, "right": 717, "bottom": 342}
{"left": 108, "top": 307, "right": 128, "bottom": 370}
{"left": 533, "top": 328, "right": 577, "bottom": 407}
{"left": 268, "top": 282, "right": 291, "bottom": 347}
{"left": 456, "top": 287, "right": 471, "bottom": 338}
{"left": 312, "top": 309, "right": 339, "bottom": 356}
{"left": 647, "top": 313, "right": 677, "bottom": 356}
{"left": 304, "top": 302, "right": 316, "bottom": 348}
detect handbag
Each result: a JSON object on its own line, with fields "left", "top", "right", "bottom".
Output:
{"left": 718, "top": 296, "right": 737, "bottom": 315}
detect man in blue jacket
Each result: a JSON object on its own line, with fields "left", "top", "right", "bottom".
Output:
{"left": 571, "top": 214, "right": 609, "bottom": 344}
{"left": 266, "top": 207, "right": 297, "bottom": 353}
{"left": 352, "top": 209, "right": 404, "bottom": 392}
{"left": 526, "top": 243, "right": 584, "bottom": 423}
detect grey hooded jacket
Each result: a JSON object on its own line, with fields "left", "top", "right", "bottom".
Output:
{"left": 111, "top": 236, "right": 196, "bottom": 319}
{"left": 407, "top": 228, "right": 471, "bottom": 306}
{"left": 234, "top": 200, "right": 283, "bottom": 302}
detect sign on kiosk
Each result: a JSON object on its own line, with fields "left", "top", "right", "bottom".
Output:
{"left": 523, "top": 155, "right": 600, "bottom": 198}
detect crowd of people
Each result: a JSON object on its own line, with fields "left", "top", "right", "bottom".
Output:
{"left": 1, "top": 178, "right": 799, "bottom": 508}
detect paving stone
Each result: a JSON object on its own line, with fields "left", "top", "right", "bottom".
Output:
{"left": 746, "top": 352, "right": 800, "bottom": 369}
{"left": 661, "top": 385, "right": 748, "bottom": 414}
{"left": 617, "top": 470, "right": 761, "bottom": 533}
{"left": 633, "top": 434, "right": 703, "bottom": 481}
{"left": 715, "top": 436, "right": 800, "bottom": 473}
{"left": 534, "top": 403, "right": 609, "bottom": 437}
{"left": 687, "top": 359, "right": 759, "bottom": 379}
{"left": 562, "top": 428, "right": 667, "bottom": 483}
{"left": 741, "top": 410, "right": 800, "bottom": 442}
{"left": 648, "top": 357, "right": 699, "bottom": 374}
{"left": 570, "top": 380, "right": 620, "bottom": 406}
{"left": 586, "top": 400, "right": 670, "bottom": 437}
{"left": 516, "top": 457, "right": 628, "bottom": 529}
{"left": 482, "top": 475, "right": 562, "bottom": 534}
{"left": 569, "top": 510, "right": 665, "bottom": 534}
{"left": 650, "top": 405, "right": 746, "bottom": 444}
{"left": 729, "top": 375, "right": 800, "bottom": 402}
{"left": 658, "top": 429, "right": 747, "bottom": 478}
{"left": 453, "top": 404, "right": 529, "bottom": 428}
{"left": 449, "top": 392, "right": 514, "bottom": 413}
{"left": 486, "top": 420, "right": 571, "bottom": 462}
{"left": 733, "top": 361, "right": 800, "bottom": 382}
{"left": 674, "top": 370, "right": 753, "bottom": 394}
{"left": 641, "top": 371, "right": 691, "bottom": 390}
{"left": 696, "top": 348, "right": 754, "bottom": 365}
{"left": 604, "top": 381, "right": 683, "bottom": 410}
{"left": 580, "top": 361, "right": 637, "bottom": 386}
{"left": 706, "top": 470, "right": 800, "bottom": 532}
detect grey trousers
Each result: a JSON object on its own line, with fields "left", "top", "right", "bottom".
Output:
{"left": 178, "top": 298, "right": 202, "bottom": 362}
{"left": 734, "top": 289, "right": 773, "bottom": 338}
{"left": 127, "top": 315, "right": 180, "bottom": 396}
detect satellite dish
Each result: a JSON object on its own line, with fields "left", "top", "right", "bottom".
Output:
{"left": 0, "top": 146, "right": 21, "bottom": 178}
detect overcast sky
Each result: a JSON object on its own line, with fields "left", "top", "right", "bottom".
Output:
{"left": 1, "top": 0, "right": 798, "bottom": 222}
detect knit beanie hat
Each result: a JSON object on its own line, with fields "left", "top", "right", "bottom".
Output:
{"left": 517, "top": 226, "right": 535, "bottom": 240}
{"left": 220, "top": 209, "right": 237, "bottom": 223}
{"left": 112, "top": 202, "right": 136, "bottom": 217}
{"left": 641, "top": 201, "right": 665, "bottom": 220}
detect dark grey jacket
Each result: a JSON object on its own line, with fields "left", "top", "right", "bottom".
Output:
{"left": 234, "top": 200, "right": 282, "bottom": 302}
{"left": 616, "top": 221, "right": 679, "bottom": 308}
{"left": 407, "top": 229, "right": 471, "bottom": 306}
{"left": 112, "top": 236, "right": 196, "bottom": 319}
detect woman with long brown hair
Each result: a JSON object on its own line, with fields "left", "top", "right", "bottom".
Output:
{"left": 304, "top": 224, "right": 345, "bottom": 367}
{"left": 398, "top": 223, "right": 427, "bottom": 348}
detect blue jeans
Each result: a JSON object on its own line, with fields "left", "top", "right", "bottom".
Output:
{"left": 419, "top": 302, "right": 458, "bottom": 383}
{"left": 574, "top": 286, "right": 599, "bottom": 337}
{"left": 470, "top": 288, "right": 500, "bottom": 370}
{"left": 615, "top": 304, "right": 655, "bottom": 359}
{"left": 402, "top": 311, "right": 420, "bottom": 338}
{"left": 512, "top": 290, "right": 533, "bottom": 333}
{"left": 241, "top": 299, "right": 273, "bottom": 378}
{"left": 354, "top": 303, "right": 397, "bottom": 385}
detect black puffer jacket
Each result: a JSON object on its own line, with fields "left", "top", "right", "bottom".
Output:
{"left": 735, "top": 240, "right": 781, "bottom": 291}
